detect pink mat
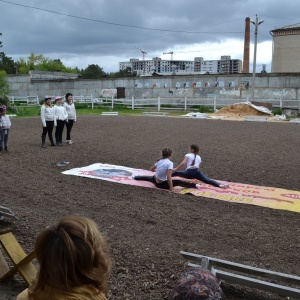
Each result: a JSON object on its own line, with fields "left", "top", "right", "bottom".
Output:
{"left": 62, "top": 163, "right": 300, "bottom": 213}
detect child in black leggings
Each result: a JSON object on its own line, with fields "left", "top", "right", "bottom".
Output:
{"left": 134, "top": 147, "right": 201, "bottom": 191}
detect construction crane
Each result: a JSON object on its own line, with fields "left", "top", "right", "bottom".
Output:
{"left": 163, "top": 51, "right": 174, "bottom": 60}
{"left": 135, "top": 46, "right": 147, "bottom": 60}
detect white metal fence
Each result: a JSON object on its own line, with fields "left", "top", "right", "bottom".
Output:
{"left": 8, "top": 96, "right": 40, "bottom": 106}
{"left": 102, "top": 97, "right": 300, "bottom": 111}
{"left": 7, "top": 95, "right": 300, "bottom": 111}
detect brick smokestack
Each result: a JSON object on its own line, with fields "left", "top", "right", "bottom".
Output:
{"left": 243, "top": 17, "right": 250, "bottom": 73}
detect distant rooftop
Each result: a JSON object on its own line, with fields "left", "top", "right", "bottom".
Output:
{"left": 271, "top": 23, "right": 300, "bottom": 32}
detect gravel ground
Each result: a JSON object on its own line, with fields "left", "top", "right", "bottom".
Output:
{"left": 0, "top": 115, "right": 300, "bottom": 300}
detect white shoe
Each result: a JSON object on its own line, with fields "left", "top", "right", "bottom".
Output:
{"left": 68, "top": 140, "right": 73, "bottom": 144}
{"left": 66, "top": 140, "right": 69, "bottom": 144}
{"left": 219, "top": 184, "right": 230, "bottom": 188}
{"left": 196, "top": 184, "right": 201, "bottom": 190}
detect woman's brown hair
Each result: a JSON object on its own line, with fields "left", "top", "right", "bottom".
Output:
{"left": 190, "top": 144, "right": 199, "bottom": 166}
{"left": 30, "top": 216, "right": 111, "bottom": 295}
{"left": 161, "top": 147, "right": 173, "bottom": 158}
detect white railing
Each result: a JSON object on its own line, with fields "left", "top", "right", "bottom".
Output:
{"left": 8, "top": 95, "right": 300, "bottom": 111}
{"left": 73, "top": 95, "right": 115, "bottom": 109}
{"left": 8, "top": 96, "right": 40, "bottom": 106}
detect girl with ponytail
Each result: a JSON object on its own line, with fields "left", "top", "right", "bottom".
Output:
{"left": 172, "top": 144, "right": 229, "bottom": 188}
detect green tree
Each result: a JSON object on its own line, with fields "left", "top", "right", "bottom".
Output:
{"left": 0, "top": 70, "right": 10, "bottom": 102}
{"left": 16, "top": 53, "right": 78, "bottom": 74}
{"left": 0, "top": 32, "right": 16, "bottom": 74}
{"left": 109, "top": 67, "right": 136, "bottom": 78}
{"left": 81, "top": 64, "right": 105, "bottom": 79}
{"left": 0, "top": 52, "right": 16, "bottom": 74}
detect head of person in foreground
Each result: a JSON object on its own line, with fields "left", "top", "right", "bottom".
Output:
{"left": 28, "top": 215, "right": 111, "bottom": 300}
{"left": 173, "top": 267, "right": 224, "bottom": 300}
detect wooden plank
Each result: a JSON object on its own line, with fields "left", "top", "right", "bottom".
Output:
{"left": 0, "top": 251, "right": 37, "bottom": 285}
{"left": 0, "top": 250, "right": 9, "bottom": 278}
{"left": 181, "top": 252, "right": 300, "bottom": 286}
{"left": 0, "top": 233, "right": 37, "bottom": 285}
{"left": 0, "top": 232, "right": 27, "bottom": 264}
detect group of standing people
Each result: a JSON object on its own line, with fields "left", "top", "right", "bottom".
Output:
{"left": 40, "top": 93, "right": 76, "bottom": 148}
{"left": 0, "top": 105, "right": 11, "bottom": 153}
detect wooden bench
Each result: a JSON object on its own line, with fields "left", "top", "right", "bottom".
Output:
{"left": 143, "top": 111, "right": 169, "bottom": 116}
{"left": 180, "top": 251, "right": 300, "bottom": 299}
{"left": 0, "top": 228, "right": 37, "bottom": 285}
{"left": 244, "top": 115, "right": 269, "bottom": 122}
{"left": 101, "top": 112, "right": 119, "bottom": 116}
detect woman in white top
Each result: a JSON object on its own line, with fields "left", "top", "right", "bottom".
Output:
{"left": 134, "top": 147, "right": 201, "bottom": 191}
{"left": 40, "top": 96, "right": 56, "bottom": 148}
{"left": 172, "top": 144, "right": 229, "bottom": 188}
{"left": 63, "top": 93, "right": 76, "bottom": 144}
{"left": 53, "top": 96, "right": 68, "bottom": 146}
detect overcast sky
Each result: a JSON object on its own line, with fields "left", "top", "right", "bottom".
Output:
{"left": 1, "top": 0, "right": 299, "bottom": 73}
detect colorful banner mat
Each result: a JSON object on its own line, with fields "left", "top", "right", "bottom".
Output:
{"left": 62, "top": 163, "right": 300, "bottom": 213}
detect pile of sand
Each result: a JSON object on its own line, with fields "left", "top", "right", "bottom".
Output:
{"left": 211, "top": 103, "right": 271, "bottom": 119}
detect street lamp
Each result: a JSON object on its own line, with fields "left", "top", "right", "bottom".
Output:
{"left": 251, "top": 14, "right": 264, "bottom": 101}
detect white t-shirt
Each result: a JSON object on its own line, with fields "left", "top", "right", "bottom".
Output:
{"left": 185, "top": 153, "right": 202, "bottom": 169}
{"left": 155, "top": 158, "right": 173, "bottom": 181}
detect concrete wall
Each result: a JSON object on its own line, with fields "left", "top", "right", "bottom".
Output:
{"left": 7, "top": 73, "right": 300, "bottom": 103}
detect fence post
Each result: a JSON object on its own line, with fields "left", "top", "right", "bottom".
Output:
{"left": 184, "top": 96, "right": 187, "bottom": 111}
{"left": 131, "top": 96, "right": 134, "bottom": 110}
{"left": 280, "top": 96, "right": 283, "bottom": 108}
{"left": 214, "top": 96, "right": 217, "bottom": 112}
{"left": 112, "top": 96, "right": 114, "bottom": 110}
{"left": 158, "top": 97, "right": 161, "bottom": 111}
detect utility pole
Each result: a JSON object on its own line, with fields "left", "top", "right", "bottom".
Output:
{"left": 251, "top": 15, "right": 264, "bottom": 101}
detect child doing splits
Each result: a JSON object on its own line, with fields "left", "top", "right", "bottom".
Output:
{"left": 172, "top": 144, "right": 229, "bottom": 188}
{"left": 134, "top": 147, "right": 201, "bottom": 191}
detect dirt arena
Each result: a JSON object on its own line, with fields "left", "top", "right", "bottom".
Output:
{"left": 0, "top": 115, "right": 300, "bottom": 300}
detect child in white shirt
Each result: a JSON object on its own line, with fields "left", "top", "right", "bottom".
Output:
{"left": 0, "top": 105, "right": 11, "bottom": 152}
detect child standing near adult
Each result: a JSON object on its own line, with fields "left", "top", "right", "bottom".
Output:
{"left": 63, "top": 92, "right": 76, "bottom": 145}
{"left": 134, "top": 147, "right": 201, "bottom": 191}
{"left": 41, "top": 96, "right": 56, "bottom": 148}
{"left": 53, "top": 96, "right": 68, "bottom": 146}
{"left": 0, "top": 105, "right": 11, "bottom": 152}
{"left": 172, "top": 144, "right": 229, "bottom": 188}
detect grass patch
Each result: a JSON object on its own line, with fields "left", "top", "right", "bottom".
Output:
{"left": 9, "top": 104, "right": 207, "bottom": 118}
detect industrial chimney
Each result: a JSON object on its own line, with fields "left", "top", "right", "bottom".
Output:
{"left": 243, "top": 17, "right": 250, "bottom": 73}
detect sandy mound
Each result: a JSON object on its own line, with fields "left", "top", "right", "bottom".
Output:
{"left": 211, "top": 103, "right": 271, "bottom": 119}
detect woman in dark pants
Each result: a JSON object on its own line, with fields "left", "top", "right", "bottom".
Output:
{"left": 172, "top": 144, "right": 229, "bottom": 188}
{"left": 40, "top": 96, "right": 55, "bottom": 148}
{"left": 53, "top": 96, "right": 68, "bottom": 146}
{"left": 63, "top": 93, "right": 76, "bottom": 144}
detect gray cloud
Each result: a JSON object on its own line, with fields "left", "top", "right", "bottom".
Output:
{"left": 1, "top": 0, "right": 300, "bottom": 71}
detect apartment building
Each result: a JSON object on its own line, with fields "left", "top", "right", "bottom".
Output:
{"left": 119, "top": 57, "right": 194, "bottom": 75}
{"left": 119, "top": 56, "right": 242, "bottom": 75}
{"left": 271, "top": 23, "right": 300, "bottom": 73}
